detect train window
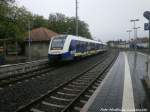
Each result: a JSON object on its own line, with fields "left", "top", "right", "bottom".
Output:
{"left": 51, "top": 36, "right": 66, "bottom": 50}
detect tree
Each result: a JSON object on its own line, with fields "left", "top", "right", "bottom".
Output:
{"left": 32, "top": 15, "right": 48, "bottom": 28}
{"left": 0, "top": 1, "right": 92, "bottom": 41}
{"left": 0, "top": 0, "right": 15, "bottom": 4}
{"left": 0, "top": 3, "right": 33, "bottom": 41}
{"left": 48, "top": 13, "right": 92, "bottom": 39}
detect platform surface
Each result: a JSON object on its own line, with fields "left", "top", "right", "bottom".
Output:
{"left": 81, "top": 51, "right": 149, "bottom": 112}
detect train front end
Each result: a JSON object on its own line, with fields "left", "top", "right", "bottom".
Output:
{"left": 48, "top": 35, "right": 74, "bottom": 62}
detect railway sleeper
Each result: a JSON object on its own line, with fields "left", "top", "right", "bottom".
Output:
{"left": 74, "top": 106, "right": 82, "bottom": 112}
{"left": 92, "top": 85, "right": 98, "bottom": 89}
{"left": 94, "top": 82, "right": 100, "bottom": 86}
{"left": 57, "top": 92, "right": 77, "bottom": 97}
{"left": 42, "top": 100, "right": 68, "bottom": 108}
{"left": 96, "top": 80, "right": 102, "bottom": 83}
{"left": 54, "top": 93, "right": 75, "bottom": 100}
{"left": 72, "top": 80, "right": 89, "bottom": 84}
{"left": 88, "top": 89, "right": 95, "bottom": 93}
{"left": 82, "top": 74, "right": 96, "bottom": 77}
{"left": 80, "top": 76, "right": 96, "bottom": 80}
{"left": 80, "top": 100, "right": 87, "bottom": 104}
{"left": 50, "top": 96, "right": 72, "bottom": 102}
{"left": 75, "top": 79, "right": 91, "bottom": 83}
{"left": 42, "top": 101, "right": 66, "bottom": 109}
{"left": 30, "top": 108, "right": 44, "bottom": 112}
{"left": 72, "top": 82, "right": 88, "bottom": 86}
{"left": 84, "top": 94, "right": 91, "bottom": 98}
{"left": 31, "top": 102, "right": 62, "bottom": 112}
{"left": 66, "top": 84, "right": 86, "bottom": 90}
{"left": 63, "top": 87, "right": 82, "bottom": 92}
{"left": 68, "top": 84, "right": 86, "bottom": 89}
{"left": 60, "top": 89, "right": 80, "bottom": 94}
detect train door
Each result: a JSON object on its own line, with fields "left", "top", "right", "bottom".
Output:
{"left": 69, "top": 40, "right": 76, "bottom": 55}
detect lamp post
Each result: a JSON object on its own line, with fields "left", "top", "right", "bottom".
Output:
{"left": 133, "top": 27, "right": 141, "bottom": 48}
{"left": 134, "top": 27, "right": 141, "bottom": 38}
{"left": 126, "top": 30, "right": 132, "bottom": 48}
{"left": 130, "top": 19, "right": 139, "bottom": 73}
{"left": 130, "top": 19, "right": 139, "bottom": 51}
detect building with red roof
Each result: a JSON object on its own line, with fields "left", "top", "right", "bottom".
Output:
{"left": 25, "top": 27, "right": 59, "bottom": 58}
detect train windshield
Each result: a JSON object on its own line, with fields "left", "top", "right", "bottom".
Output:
{"left": 51, "top": 36, "right": 66, "bottom": 50}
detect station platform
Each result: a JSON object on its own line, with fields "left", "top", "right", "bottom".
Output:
{"left": 81, "top": 52, "right": 149, "bottom": 112}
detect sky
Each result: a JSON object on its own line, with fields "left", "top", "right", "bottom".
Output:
{"left": 16, "top": 0, "right": 150, "bottom": 42}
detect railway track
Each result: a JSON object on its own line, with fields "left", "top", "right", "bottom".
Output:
{"left": 0, "top": 52, "right": 108, "bottom": 89}
{"left": 15, "top": 51, "right": 118, "bottom": 112}
{"left": 0, "top": 66, "right": 57, "bottom": 88}
{"left": 0, "top": 61, "right": 61, "bottom": 88}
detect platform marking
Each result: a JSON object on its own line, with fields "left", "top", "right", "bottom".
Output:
{"left": 122, "top": 52, "right": 135, "bottom": 111}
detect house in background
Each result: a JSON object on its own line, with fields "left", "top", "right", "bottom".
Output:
{"left": 24, "top": 27, "right": 59, "bottom": 58}
{"left": 107, "top": 37, "right": 149, "bottom": 49}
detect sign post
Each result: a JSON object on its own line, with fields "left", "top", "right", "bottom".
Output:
{"left": 144, "top": 11, "right": 150, "bottom": 86}
{"left": 144, "top": 11, "right": 150, "bottom": 53}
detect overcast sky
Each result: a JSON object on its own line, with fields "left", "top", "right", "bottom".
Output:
{"left": 17, "top": 0, "right": 150, "bottom": 42}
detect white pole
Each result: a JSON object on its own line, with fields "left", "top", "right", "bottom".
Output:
{"left": 76, "top": 0, "right": 78, "bottom": 36}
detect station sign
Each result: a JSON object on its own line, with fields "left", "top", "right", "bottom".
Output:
{"left": 144, "top": 11, "right": 150, "bottom": 20}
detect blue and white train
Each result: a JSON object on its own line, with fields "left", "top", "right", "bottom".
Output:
{"left": 48, "top": 35, "right": 107, "bottom": 61}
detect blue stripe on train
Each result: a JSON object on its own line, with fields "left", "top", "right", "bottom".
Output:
{"left": 48, "top": 52, "right": 74, "bottom": 61}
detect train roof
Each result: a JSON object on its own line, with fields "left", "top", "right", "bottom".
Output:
{"left": 67, "top": 35, "right": 102, "bottom": 44}
{"left": 51, "top": 35, "right": 105, "bottom": 44}
{"left": 52, "top": 35, "right": 102, "bottom": 44}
